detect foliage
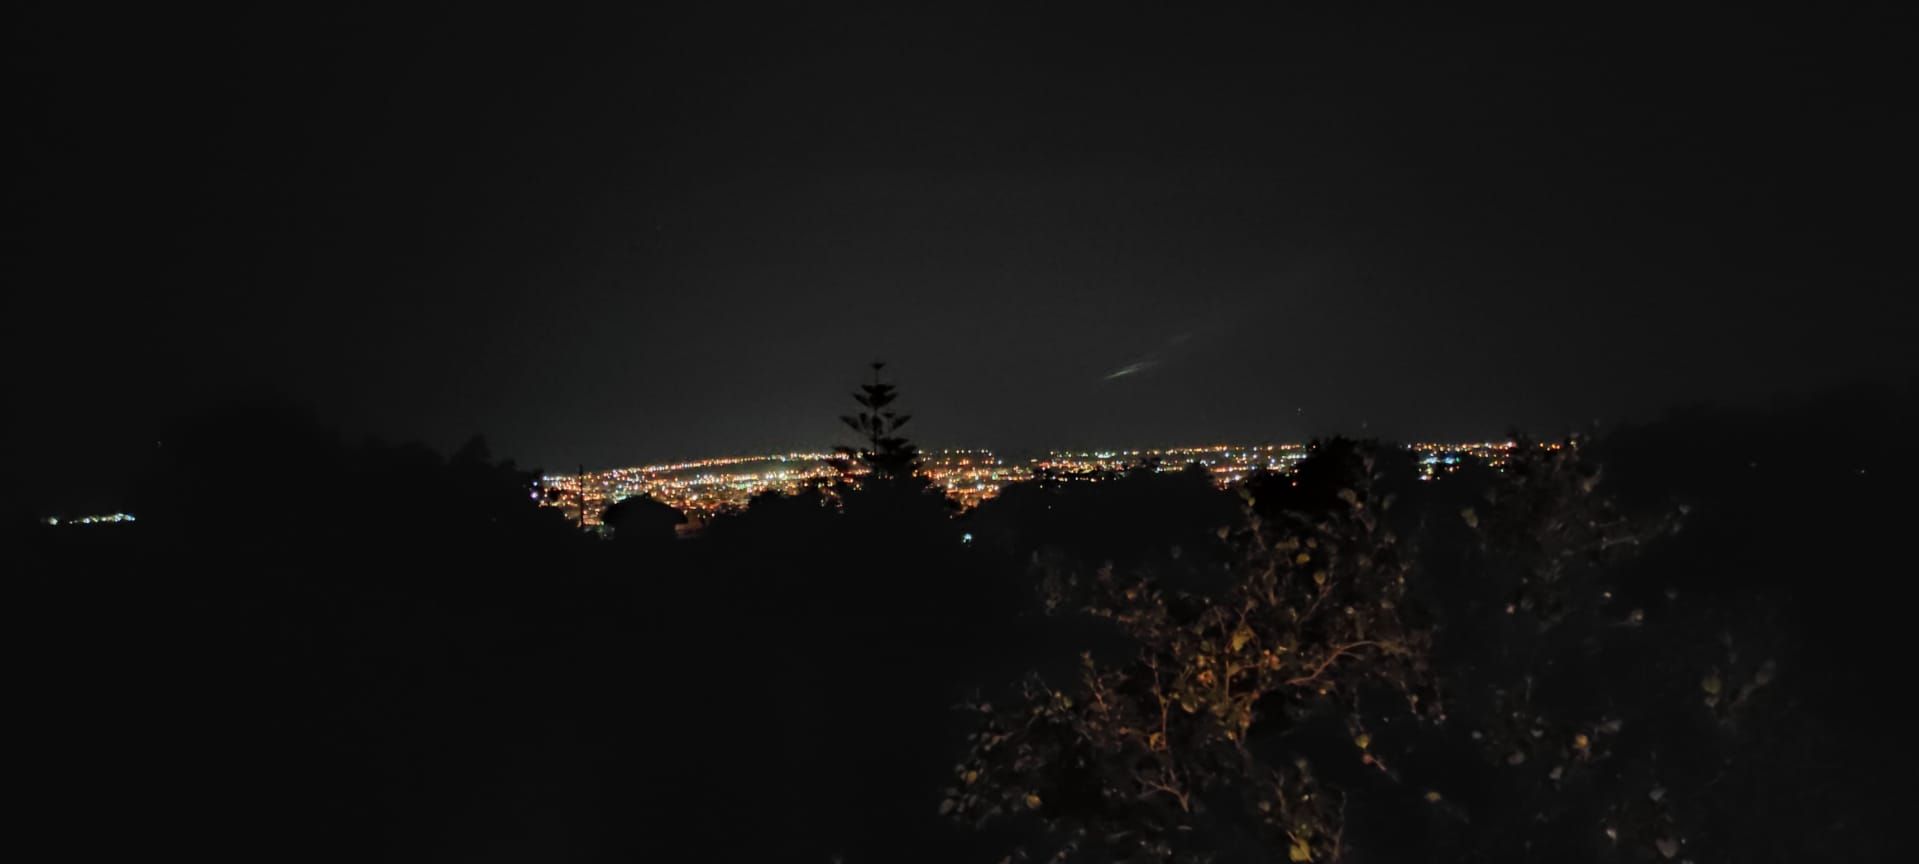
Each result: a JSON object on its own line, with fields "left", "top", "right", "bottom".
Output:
{"left": 834, "top": 361, "right": 922, "bottom": 484}
{"left": 21, "top": 388, "right": 1905, "bottom": 862}
{"left": 948, "top": 439, "right": 1727, "bottom": 863}
{"left": 601, "top": 493, "right": 686, "bottom": 541}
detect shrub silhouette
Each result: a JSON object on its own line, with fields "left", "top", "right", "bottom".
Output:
{"left": 16, "top": 383, "right": 1908, "bottom": 862}
{"left": 946, "top": 436, "right": 1829, "bottom": 863}
{"left": 601, "top": 493, "right": 686, "bottom": 542}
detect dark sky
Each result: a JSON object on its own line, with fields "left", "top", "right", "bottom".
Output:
{"left": 12, "top": 4, "right": 1916, "bottom": 494}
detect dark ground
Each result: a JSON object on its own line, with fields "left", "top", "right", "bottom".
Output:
{"left": 11, "top": 383, "right": 1913, "bottom": 862}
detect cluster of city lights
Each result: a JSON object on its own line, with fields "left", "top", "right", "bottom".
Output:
{"left": 42, "top": 513, "right": 137, "bottom": 526}
{"left": 1034, "top": 443, "right": 1310, "bottom": 486}
{"left": 539, "top": 440, "right": 1526, "bottom": 525}
{"left": 538, "top": 452, "right": 845, "bottom": 526}
{"left": 1409, "top": 440, "right": 1522, "bottom": 480}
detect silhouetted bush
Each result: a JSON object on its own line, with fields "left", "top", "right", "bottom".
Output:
{"left": 15, "top": 382, "right": 1910, "bottom": 862}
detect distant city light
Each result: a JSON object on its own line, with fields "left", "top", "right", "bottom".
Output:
{"left": 535, "top": 440, "right": 1526, "bottom": 525}
{"left": 44, "top": 513, "right": 136, "bottom": 526}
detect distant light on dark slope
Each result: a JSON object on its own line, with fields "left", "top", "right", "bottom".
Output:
{"left": 43, "top": 513, "right": 137, "bottom": 526}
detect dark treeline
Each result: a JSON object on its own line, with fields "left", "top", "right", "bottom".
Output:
{"left": 11, "top": 381, "right": 1913, "bottom": 862}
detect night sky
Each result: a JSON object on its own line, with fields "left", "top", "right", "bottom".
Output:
{"left": 13, "top": 5, "right": 1915, "bottom": 500}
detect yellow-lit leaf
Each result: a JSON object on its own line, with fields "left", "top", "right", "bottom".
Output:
{"left": 1025, "top": 792, "right": 1043, "bottom": 809}
{"left": 1288, "top": 837, "right": 1313, "bottom": 861}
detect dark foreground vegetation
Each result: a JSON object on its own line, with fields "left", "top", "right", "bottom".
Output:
{"left": 11, "top": 382, "right": 1913, "bottom": 862}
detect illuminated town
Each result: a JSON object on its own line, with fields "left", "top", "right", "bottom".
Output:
{"left": 537, "top": 440, "right": 1522, "bottom": 526}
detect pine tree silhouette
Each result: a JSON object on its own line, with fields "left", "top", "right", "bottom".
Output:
{"left": 833, "top": 362, "right": 921, "bottom": 484}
